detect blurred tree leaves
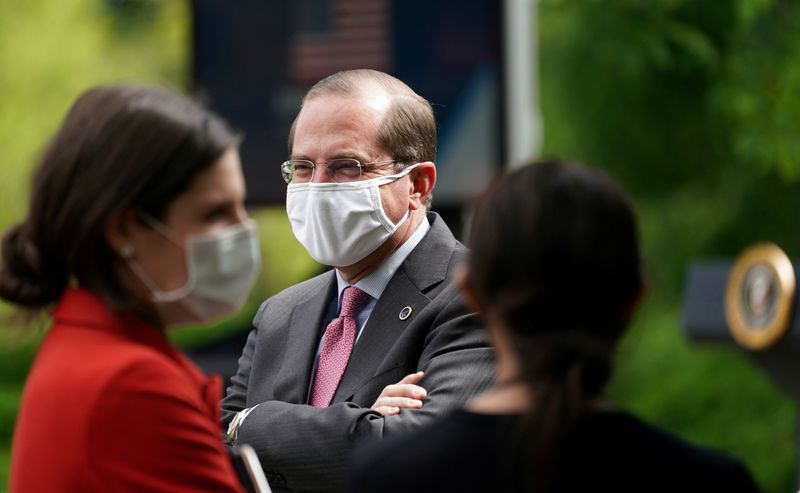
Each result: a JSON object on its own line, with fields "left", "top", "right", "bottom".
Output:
{"left": 0, "top": 0, "right": 190, "bottom": 228}
{"left": 713, "top": 1, "right": 800, "bottom": 181}
{"left": 103, "top": 0, "right": 161, "bottom": 32}
{"left": 539, "top": 1, "right": 800, "bottom": 491}
{"left": 540, "top": 0, "right": 800, "bottom": 292}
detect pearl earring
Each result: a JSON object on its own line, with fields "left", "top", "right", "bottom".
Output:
{"left": 120, "top": 244, "right": 134, "bottom": 258}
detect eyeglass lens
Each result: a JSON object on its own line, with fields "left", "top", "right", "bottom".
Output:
{"left": 285, "top": 159, "right": 362, "bottom": 183}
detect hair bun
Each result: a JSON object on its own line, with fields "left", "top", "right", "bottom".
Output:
{"left": 0, "top": 223, "right": 65, "bottom": 307}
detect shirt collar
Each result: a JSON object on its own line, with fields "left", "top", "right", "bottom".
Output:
{"left": 335, "top": 215, "right": 431, "bottom": 304}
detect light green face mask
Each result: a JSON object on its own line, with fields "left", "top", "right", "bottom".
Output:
{"left": 126, "top": 215, "right": 261, "bottom": 325}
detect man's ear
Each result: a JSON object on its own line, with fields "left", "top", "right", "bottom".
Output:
{"left": 408, "top": 162, "right": 436, "bottom": 210}
{"left": 104, "top": 209, "right": 143, "bottom": 257}
{"left": 454, "top": 265, "right": 481, "bottom": 314}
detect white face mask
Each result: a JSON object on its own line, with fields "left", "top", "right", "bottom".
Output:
{"left": 286, "top": 164, "right": 419, "bottom": 267}
{"left": 127, "top": 217, "right": 261, "bottom": 325}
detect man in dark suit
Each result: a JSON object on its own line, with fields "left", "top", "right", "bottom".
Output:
{"left": 222, "top": 69, "right": 494, "bottom": 492}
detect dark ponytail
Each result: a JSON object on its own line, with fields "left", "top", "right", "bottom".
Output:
{"left": 0, "top": 85, "right": 240, "bottom": 315}
{"left": 510, "top": 330, "right": 614, "bottom": 491}
{"left": 469, "top": 160, "right": 643, "bottom": 491}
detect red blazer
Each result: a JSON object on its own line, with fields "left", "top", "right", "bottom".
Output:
{"left": 10, "top": 288, "right": 243, "bottom": 492}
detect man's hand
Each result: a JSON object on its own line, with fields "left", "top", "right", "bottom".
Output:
{"left": 370, "top": 371, "right": 427, "bottom": 416}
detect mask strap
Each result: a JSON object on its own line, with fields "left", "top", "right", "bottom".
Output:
{"left": 127, "top": 212, "right": 193, "bottom": 302}
{"left": 393, "top": 163, "right": 421, "bottom": 227}
{"left": 374, "top": 162, "right": 421, "bottom": 185}
{"left": 374, "top": 164, "right": 421, "bottom": 233}
{"left": 127, "top": 258, "right": 192, "bottom": 302}
{"left": 393, "top": 208, "right": 412, "bottom": 231}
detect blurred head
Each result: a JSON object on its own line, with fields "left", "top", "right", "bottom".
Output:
{"left": 462, "top": 159, "right": 644, "bottom": 491}
{"left": 466, "top": 159, "right": 644, "bottom": 397}
{"left": 284, "top": 70, "right": 437, "bottom": 272}
{"left": 0, "top": 84, "right": 248, "bottom": 325}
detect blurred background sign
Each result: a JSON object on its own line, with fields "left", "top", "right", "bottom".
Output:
{"left": 191, "top": 0, "right": 540, "bottom": 208}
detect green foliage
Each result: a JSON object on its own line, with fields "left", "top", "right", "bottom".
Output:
{"left": 711, "top": 1, "right": 800, "bottom": 181}
{"left": 540, "top": 0, "right": 799, "bottom": 491}
{"left": 0, "top": 0, "right": 189, "bottom": 231}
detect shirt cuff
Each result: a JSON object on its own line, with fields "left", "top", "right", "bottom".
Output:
{"left": 225, "top": 404, "right": 259, "bottom": 445}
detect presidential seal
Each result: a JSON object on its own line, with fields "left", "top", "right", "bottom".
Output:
{"left": 725, "top": 243, "right": 795, "bottom": 350}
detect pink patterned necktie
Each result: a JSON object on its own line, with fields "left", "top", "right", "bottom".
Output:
{"left": 309, "top": 286, "right": 371, "bottom": 407}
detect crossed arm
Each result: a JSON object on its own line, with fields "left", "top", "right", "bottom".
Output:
{"left": 222, "top": 303, "right": 494, "bottom": 492}
{"left": 370, "top": 371, "right": 427, "bottom": 415}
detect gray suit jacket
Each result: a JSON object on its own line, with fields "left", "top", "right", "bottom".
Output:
{"left": 222, "top": 213, "right": 495, "bottom": 492}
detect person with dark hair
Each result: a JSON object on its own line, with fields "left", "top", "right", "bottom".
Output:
{"left": 350, "top": 160, "right": 760, "bottom": 492}
{"left": 222, "top": 69, "right": 494, "bottom": 492}
{"left": 3, "top": 85, "right": 259, "bottom": 492}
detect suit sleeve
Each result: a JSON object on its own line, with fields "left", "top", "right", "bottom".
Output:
{"left": 231, "top": 285, "right": 494, "bottom": 492}
{"left": 221, "top": 301, "right": 268, "bottom": 428}
{"left": 88, "top": 358, "right": 244, "bottom": 493}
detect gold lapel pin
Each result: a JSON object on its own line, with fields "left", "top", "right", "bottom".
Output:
{"left": 399, "top": 306, "right": 413, "bottom": 320}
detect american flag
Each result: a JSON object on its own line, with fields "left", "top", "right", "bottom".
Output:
{"left": 289, "top": 0, "right": 392, "bottom": 83}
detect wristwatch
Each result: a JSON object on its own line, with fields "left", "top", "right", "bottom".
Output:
{"left": 226, "top": 404, "right": 259, "bottom": 445}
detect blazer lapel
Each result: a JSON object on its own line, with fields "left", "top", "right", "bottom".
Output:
{"left": 273, "top": 273, "right": 336, "bottom": 404}
{"left": 398, "top": 213, "right": 457, "bottom": 293}
{"left": 333, "top": 269, "right": 431, "bottom": 402}
{"left": 332, "top": 213, "right": 460, "bottom": 402}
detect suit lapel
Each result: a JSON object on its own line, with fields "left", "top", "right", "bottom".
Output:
{"left": 397, "top": 213, "right": 457, "bottom": 293}
{"left": 332, "top": 213, "right": 460, "bottom": 402}
{"left": 333, "top": 269, "right": 431, "bottom": 402}
{"left": 273, "top": 273, "right": 336, "bottom": 404}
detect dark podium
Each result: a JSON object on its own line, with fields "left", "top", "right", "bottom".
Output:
{"left": 682, "top": 242, "right": 799, "bottom": 485}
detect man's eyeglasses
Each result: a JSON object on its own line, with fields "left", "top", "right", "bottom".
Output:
{"left": 281, "top": 158, "right": 397, "bottom": 184}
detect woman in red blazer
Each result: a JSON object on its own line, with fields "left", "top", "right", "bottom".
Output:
{"left": 1, "top": 85, "right": 260, "bottom": 492}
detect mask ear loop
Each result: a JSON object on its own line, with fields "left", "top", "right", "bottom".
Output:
{"left": 372, "top": 163, "right": 420, "bottom": 231}
{"left": 366, "top": 162, "right": 422, "bottom": 188}
{"left": 124, "top": 212, "right": 194, "bottom": 302}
